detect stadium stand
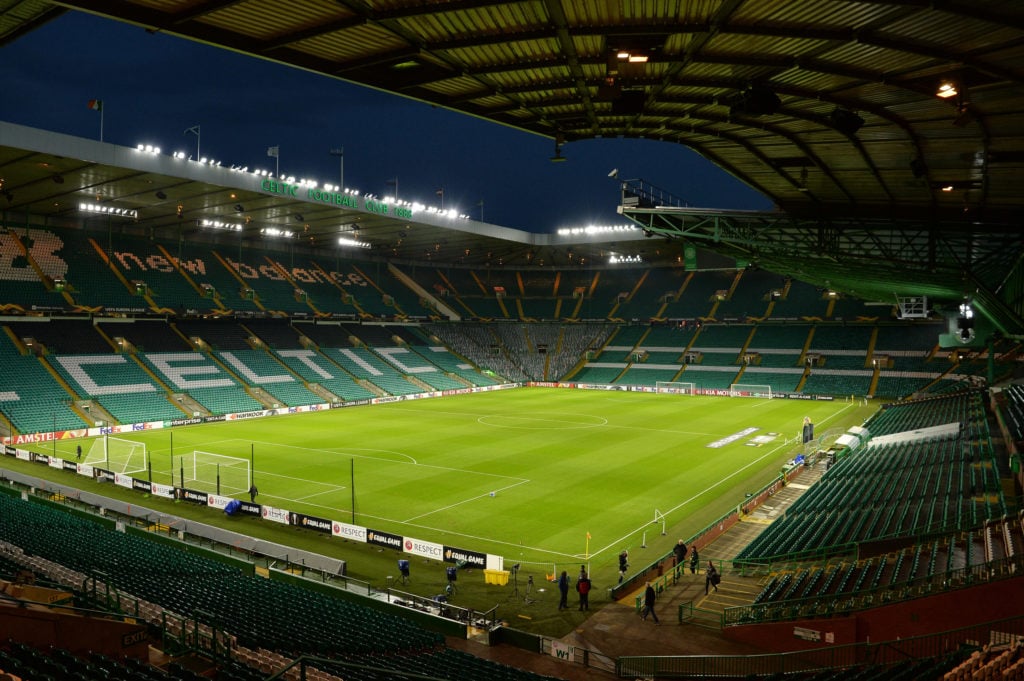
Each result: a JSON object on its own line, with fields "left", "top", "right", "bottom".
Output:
{"left": 0, "top": 491, "right": 560, "bottom": 681}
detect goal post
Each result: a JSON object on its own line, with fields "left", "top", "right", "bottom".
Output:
{"left": 655, "top": 381, "right": 696, "bottom": 395}
{"left": 728, "top": 383, "right": 773, "bottom": 399}
{"left": 177, "top": 451, "right": 251, "bottom": 496}
{"left": 83, "top": 435, "right": 148, "bottom": 475}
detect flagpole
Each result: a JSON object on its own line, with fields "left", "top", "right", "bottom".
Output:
{"left": 185, "top": 126, "right": 200, "bottom": 159}
{"left": 585, "top": 531, "right": 591, "bottom": 559}
{"left": 99, "top": 107, "right": 104, "bottom": 143}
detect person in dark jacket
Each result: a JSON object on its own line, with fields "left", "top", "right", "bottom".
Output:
{"left": 705, "top": 560, "right": 720, "bottom": 594}
{"left": 641, "top": 582, "right": 660, "bottom": 623}
{"left": 557, "top": 571, "right": 570, "bottom": 610}
{"left": 672, "top": 539, "right": 688, "bottom": 566}
{"left": 576, "top": 572, "right": 592, "bottom": 611}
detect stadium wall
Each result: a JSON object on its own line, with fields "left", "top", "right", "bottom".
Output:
{"left": 0, "top": 605, "right": 149, "bottom": 660}
{"left": 722, "top": 577, "right": 1024, "bottom": 653}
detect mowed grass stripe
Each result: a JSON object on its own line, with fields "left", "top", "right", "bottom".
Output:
{"left": 37, "top": 388, "right": 864, "bottom": 564}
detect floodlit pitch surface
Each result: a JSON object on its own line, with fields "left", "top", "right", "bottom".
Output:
{"left": 41, "top": 388, "right": 862, "bottom": 568}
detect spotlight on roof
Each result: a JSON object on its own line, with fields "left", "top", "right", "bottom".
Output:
{"left": 937, "top": 81, "right": 958, "bottom": 98}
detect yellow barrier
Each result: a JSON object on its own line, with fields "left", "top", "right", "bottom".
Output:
{"left": 484, "top": 569, "right": 510, "bottom": 586}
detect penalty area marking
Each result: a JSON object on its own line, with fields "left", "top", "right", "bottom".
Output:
{"left": 402, "top": 478, "right": 532, "bottom": 524}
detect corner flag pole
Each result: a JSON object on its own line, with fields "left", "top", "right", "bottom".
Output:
{"left": 350, "top": 458, "right": 355, "bottom": 524}
{"left": 585, "top": 531, "right": 591, "bottom": 559}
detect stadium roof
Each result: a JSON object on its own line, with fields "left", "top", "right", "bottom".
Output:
{"left": 2, "top": 1, "right": 1023, "bottom": 335}
{"left": 0, "top": 121, "right": 657, "bottom": 269}
{"left": 5, "top": 0, "right": 1021, "bottom": 222}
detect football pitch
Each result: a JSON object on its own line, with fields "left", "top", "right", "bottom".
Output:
{"left": 37, "top": 388, "right": 870, "bottom": 571}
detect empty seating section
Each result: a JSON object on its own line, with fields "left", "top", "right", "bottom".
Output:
{"left": 802, "top": 371, "right": 872, "bottom": 396}
{"left": 1005, "top": 384, "right": 1024, "bottom": 442}
{"left": 737, "top": 393, "right": 1003, "bottom": 562}
{"left": 715, "top": 269, "right": 783, "bottom": 318}
{"left": 98, "top": 392, "right": 186, "bottom": 423}
{"left": 738, "top": 367, "right": 802, "bottom": 393}
{"left": 175, "top": 242, "right": 260, "bottom": 312}
{"left": 175, "top": 320, "right": 252, "bottom": 350}
{"left": 273, "top": 348, "right": 376, "bottom": 400}
{"left": 303, "top": 255, "right": 380, "bottom": 316}
{"left": 0, "top": 226, "right": 62, "bottom": 311}
{"left": 664, "top": 270, "right": 730, "bottom": 318}
{"left": 329, "top": 347, "right": 422, "bottom": 395}
{"left": 49, "top": 228, "right": 144, "bottom": 312}
{"left": 492, "top": 324, "right": 546, "bottom": 380}
{"left": 216, "top": 349, "right": 321, "bottom": 407}
{"left": 614, "top": 269, "right": 678, "bottom": 319}
{"left": 519, "top": 296, "right": 558, "bottom": 320}
{"left": 774, "top": 279, "right": 828, "bottom": 317}
{"left": 699, "top": 351, "right": 740, "bottom": 367}
{"left": 738, "top": 516, "right": 1023, "bottom": 627}
{"left": 680, "top": 366, "right": 740, "bottom": 390}
{"left": 617, "top": 365, "right": 681, "bottom": 386}
{"left": 748, "top": 324, "right": 810, "bottom": 353}
{"left": 521, "top": 271, "right": 557, "bottom": 296}
{"left": 642, "top": 325, "right": 697, "bottom": 354}
{"left": 372, "top": 346, "right": 464, "bottom": 390}
{"left": 48, "top": 353, "right": 184, "bottom": 423}
{"left": 0, "top": 334, "right": 84, "bottom": 432}
{"left": 810, "top": 324, "right": 873, "bottom": 352}
{"left": 691, "top": 324, "right": 753, "bottom": 357}
{"left": 242, "top": 319, "right": 303, "bottom": 348}
{"left": 828, "top": 296, "right": 874, "bottom": 319}
{"left": 421, "top": 346, "right": 499, "bottom": 386}
{"left": 434, "top": 267, "right": 483, "bottom": 297}
{"left": 0, "top": 642, "right": 181, "bottom": 681}
{"left": 865, "top": 392, "right": 982, "bottom": 437}
{"left": 601, "top": 325, "right": 648, "bottom": 361}
{"left": 102, "top": 232, "right": 212, "bottom": 312}
{"left": 98, "top": 319, "right": 192, "bottom": 351}
{"left": 589, "top": 269, "right": 641, "bottom": 311}
{"left": 216, "top": 249, "right": 311, "bottom": 314}
{"left": 140, "top": 351, "right": 261, "bottom": 415}
{"left": 875, "top": 322, "right": 944, "bottom": 351}
{"left": 426, "top": 323, "right": 525, "bottom": 381}
{"left": 8, "top": 319, "right": 111, "bottom": 354}
{"left": 0, "top": 494, "right": 466, "bottom": 665}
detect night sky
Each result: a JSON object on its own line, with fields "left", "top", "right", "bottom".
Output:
{"left": 1, "top": 10, "right": 771, "bottom": 232}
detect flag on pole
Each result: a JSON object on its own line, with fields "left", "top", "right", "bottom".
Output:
{"left": 87, "top": 99, "right": 102, "bottom": 111}
{"left": 185, "top": 125, "right": 200, "bottom": 136}
{"left": 586, "top": 532, "right": 591, "bottom": 540}
{"left": 436, "top": 187, "right": 444, "bottom": 197}
{"left": 267, "top": 145, "right": 279, "bottom": 158}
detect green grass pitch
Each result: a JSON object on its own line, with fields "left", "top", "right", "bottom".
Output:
{"left": 38, "top": 388, "right": 870, "bottom": 572}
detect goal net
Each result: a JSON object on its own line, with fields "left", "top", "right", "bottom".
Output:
{"left": 177, "top": 451, "right": 251, "bottom": 497}
{"left": 728, "top": 383, "right": 773, "bottom": 399}
{"left": 655, "top": 381, "right": 696, "bottom": 395}
{"left": 84, "top": 435, "right": 148, "bottom": 475}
